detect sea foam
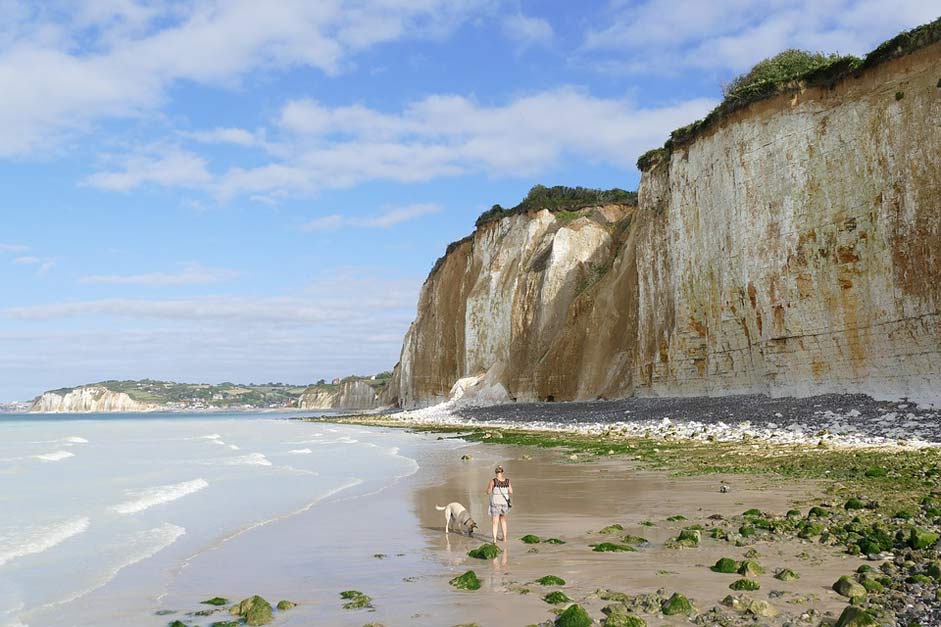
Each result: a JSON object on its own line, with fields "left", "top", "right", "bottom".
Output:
{"left": 220, "top": 453, "right": 271, "bottom": 466}
{"left": 33, "top": 451, "right": 74, "bottom": 462}
{"left": 111, "top": 479, "right": 209, "bottom": 514}
{"left": 0, "top": 516, "right": 90, "bottom": 567}
{"left": 288, "top": 448, "right": 312, "bottom": 455}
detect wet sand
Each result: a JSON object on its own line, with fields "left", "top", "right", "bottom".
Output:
{"left": 156, "top": 429, "right": 864, "bottom": 626}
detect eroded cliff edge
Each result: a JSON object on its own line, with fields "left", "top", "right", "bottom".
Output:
{"left": 386, "top": 33, "right": 941, "bottom": 408}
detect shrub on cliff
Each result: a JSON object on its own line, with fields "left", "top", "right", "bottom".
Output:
{"left": 723, "top": 49, "right": 844, "bottom": 99}
{"left": 475, "top": 185, "right": 637, "bottom": 227}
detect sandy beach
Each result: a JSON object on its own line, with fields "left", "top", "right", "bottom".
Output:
{"left": 148, "top": 424, "right": 873, "bottom": 627}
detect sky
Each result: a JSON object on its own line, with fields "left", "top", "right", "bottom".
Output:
{"left": 0, "top": 1, "right": 937, "bottom": 401}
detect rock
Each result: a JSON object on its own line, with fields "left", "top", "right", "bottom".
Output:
{"left": 711, "top": 558, "right": 739, "bottom": 573}
{"left": 167, "top": 621, "right": 188, "bottom": 627}
{"left": 719, "top": 484, "right": 730, "bottom": 493}
{"left": 661, "top": 592, "right": 694, "bottom": 616}
{"left": 208, "top": 621, "right": 239, "bottom": 627}
{"left": 460, "top": 454, "right": 472, "bottom": 461}
{"left": 844, "top": 498, "right": 866, "bottom": 510}
{"left": 591, "top": 542, "right": 636, "bottom": 552}
{"left": 275, "top": 600, "right": 296, "bottom": 611}
{"left": 669, "top": 528, "right": 701, "bottom": 548}
{"left": 601, "top": 604, "right": 647, "bottom": 627}
{"left": 520, "top": 454, "right": 533, "bottom": 460}
{"left": 201, "top": 597, "right": 229, "bottom": 606}
{"left": 544, "top": 538, "right": 567, "bottom": 544}
{"left": 927, "top": 561, "right": 941, "bottom": 580}
{"left": 555, "top": 604, "right": 592, "bottom": 627}
{"left": 729, "top": 579, "right": 760, "bottom": 591}
{"left": 774, "top": 568, "right": 800, "bottom": 582}
{"left": 543, "top": 591, "right": 572, "bottom": 604}
{"left": 449, "top": 571, "right": 481, "bottom": 590}
{"left": 521, "top": 534, "right": 542, "bottom": 544}
{"left": 909, "top": 527, "right": 939, "bottom": 550}
{"left": 599, "top": 524, "right": 624, "bottom": 535}
{"left": 834, "top": 606, "right": 878, "bottom": 627}
{"left": 468, "top": 543, "right": 502, "bottom": 559}
{"left": 229, "top": 596, "right": 273, "bottom": 626}
{"left": 536, "top": 575, "right": 566, "bottom": 586}
{"left": 832, "top": 576, "right": 866, "bottom": 600}
{"left": 737, "top": 560, "right": 764, "bottom": 576}
{"left": 745, "top": 599, "right": 777, "bottom": 618}
{"left": 340, "top": 591, "right": 374, "bottom": 610}
{"left": 621, "top": 535, "right": 648, "bottom": 546}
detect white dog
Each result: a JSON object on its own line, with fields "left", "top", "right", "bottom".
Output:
{"left": 435, "top": 502, "right": 478, "bottom": 535}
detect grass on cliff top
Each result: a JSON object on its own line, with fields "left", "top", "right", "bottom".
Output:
{"left": 306, "top": 414, "right": 941, "bottom": 513}
{"left": 637, "top": 16, "right": 941, "bottom": 170}
{"left": 475, "top": 185, "right": 637, "bottom": 228}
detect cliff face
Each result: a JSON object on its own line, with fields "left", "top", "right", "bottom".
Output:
{"left": 388, "top": 41, "right": 941, "bottom": 407}
{"left": 298, "top": 380, "right": 385, "bottom": 410}
{"left": 30, "top": 387, "right": 158, "bottom": 413}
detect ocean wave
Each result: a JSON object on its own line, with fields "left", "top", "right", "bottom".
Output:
{"left": 219, "top": 453, "right": 271, "bottom": 466}
{"left": 32, "top": 451, "right": 74, "bottom": 462}
{"left": 0, "top": 516, "right": 90, "bottom": 567}
{"left": 62, "top": 436, "right": 88, "bottom": 445}
{"left": 227, "top": 444, "right": 239, "bottom": 450}
{"left": 111, "top": 479, "right": 209, "bottom": 514}
{"left": 287, "top": 448, "right": 312, "bottom": 455}
{"left": 29, "top": 523, "right": 185, "bottom": 614}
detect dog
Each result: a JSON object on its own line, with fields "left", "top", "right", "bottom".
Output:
{"left": 435, "top": 502, "right": 478, "bottom": 536}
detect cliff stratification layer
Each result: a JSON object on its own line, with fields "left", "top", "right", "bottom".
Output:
{"left": 31, "top": 387, "right": 158, "bottom": 413}
{"left": 387, "top": 37, "right": 941, "bottom": 407}
{"left": 299, "top": 380, "right": 385, "bottom": 411}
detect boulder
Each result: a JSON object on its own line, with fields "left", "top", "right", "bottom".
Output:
{"left": 449, "top": 570, "right": 481, "bottom": 590}
{"left": 601, "top": 604, "right": 647, "bottom": 627}
{"left": 555, "top": 604, "right": 592, "bottom": 627}
{"left": 229, "top": 596, "right": 273, "bottom": 626}
{"left": 710, "top": 558, "right": 739, "bottom": 573}
{"left": 661, "top": 592, "right": 694, "bottom": 616}
{"left": 468, "top": 543, "right": 502, "bottom": 559}
{"left": 834, "top": 606, "right": 878, "bottom": 627}
{"left": 275, "top": 600, "right": 296, "bottom": 611}
{"left": 832, "top": 576, "right": 866, "bottom": 600}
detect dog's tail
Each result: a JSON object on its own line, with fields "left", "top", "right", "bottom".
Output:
{"left": 435, "top": 505, "right": 446, "bottom": 511}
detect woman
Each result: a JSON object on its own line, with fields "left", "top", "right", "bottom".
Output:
{"left": 487, "top": 465, "right": 513, "bottom": 543}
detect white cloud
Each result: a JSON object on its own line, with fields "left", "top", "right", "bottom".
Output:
{"left": 79, "top": 263, "right": 238, "bottom": 286}
{"left": 0, "top": 0, "right": 488, "bottom": 156}
{"left": 13, "top": 255, "right": 56, "bottom": 274}
{"left": 183, "top": 127, "right": 261, "bottom": 146}
{"left": 501, "top": 13, "right": 553, "bottom": 49}
{"left": 302, "top": 203, "right": 442, "bottom": 231}
{"left": 116, "top": 89, "right": 711, "bottom": 199}
{"left": 0, "top": 243, "right": 29, "bottom": 252}
{"left": 584, "top": 0, "right": 941, "bottom": 74}
{"left": 84, "top": 148, "right": 212, "bottom": 191}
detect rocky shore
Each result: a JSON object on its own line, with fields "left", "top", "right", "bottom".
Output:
{"left": 393, "top": 393, "right": 941, "bottom": 448}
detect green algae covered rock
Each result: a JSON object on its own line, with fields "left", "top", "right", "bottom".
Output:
{"left": 339, "top": 590, "right": 374, "bottom": 609}
{"left": 601, "top": 604, "right": 647, "bottom": 627}
{"left": 621, "top": 535, "right": 648, "bottom": 546}
{"left": 834, "top": 605, "right": 878, "bottom": 627}
{"left": 711, "top": 557, "right": 739, "bottom": 573}
{"left": 774, "top": 568, "right": 800, "bottom": 582}
{"left": 229, "top": 596, "right": 274, "bottom": 626}
{"left": 666, "top": 514, "right": 686, "bottom": 522}
{"left": 209, "top": 622, "right": 239, "bottom": 627}
{"left": 832, "top": 576, "right": 866, "bottom": 600}
{"left": 544, "top": 537, "right": 567, "bottom": 544}
{"left": 449, "top": 570, "right": 481, "bottom": 591}
{"left": 661, "top": 592, "right": 693, "bottom": 616}
{"left": 729, "top": 578, "right": 760, "bottom": 591}
{"left": 468, "top": 543, "right": 502, "bottom": 559}
{"left": 599, "top": 524, "right": 624, "bottom": 535}
{"left": 544, "top": 591, "right": 572, "bottom": 604}
{"left": 927, "top": 561, "right": 941, "bottom": 580}
{"left": 737, "top": 560, "right": 764, "bottom": 576}
{"left": 521, "top": 534, "right": 541, "bottom": 544}
{"left": 167, "top": 621, "right": 188, "bottom": 627}
{"left": 742, "top": 508, "right": 762, "bottom": 517}
{"left": 596, "top": 589, "right": 631, "bottom": 602}
{"left": 910, "top": 527, "right": 939, "bottom": 550}
{"left": 201, "top": 597, "right": 229, "bottom": 606}
{"left": 555, "top": 604, "right": 592, "bottom": 627}
{"left": 591, "top": 542, "right": 636, "bottom": 552}
{"left": 275, "top": 600, "right": 296, "bottom": 611}
{"left": 669, "top": 528, "right": 701, "bottom": 548}
{"left": 536, "top": 575, "right": 566, "bottom": 586}
{"left": 844, "top": 498, "right": 866, "bottom": 510}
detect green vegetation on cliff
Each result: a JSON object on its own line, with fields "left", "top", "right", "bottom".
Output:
{"left": 637, "top": 17, "right": 941, "bottom": 170}
{"left": 475, "top": 185, "right": 637, "bottom": 227}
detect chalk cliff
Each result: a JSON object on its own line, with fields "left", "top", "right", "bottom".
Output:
{"left": 386, "top": 28, "right": 941, "bottom": 407}
{"left": 30, "top": 387, "right": 158, "bottom": 413}
{"left": 299, "top": 380, "right": 384, "bottom": 410}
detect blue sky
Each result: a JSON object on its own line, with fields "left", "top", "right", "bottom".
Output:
{"left": 0, "top": 1, "right": 936, "bottom": 401}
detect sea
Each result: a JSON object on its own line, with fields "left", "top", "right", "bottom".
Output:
{"left": 0, "top": 411, "right": 448, "bottom": 627}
